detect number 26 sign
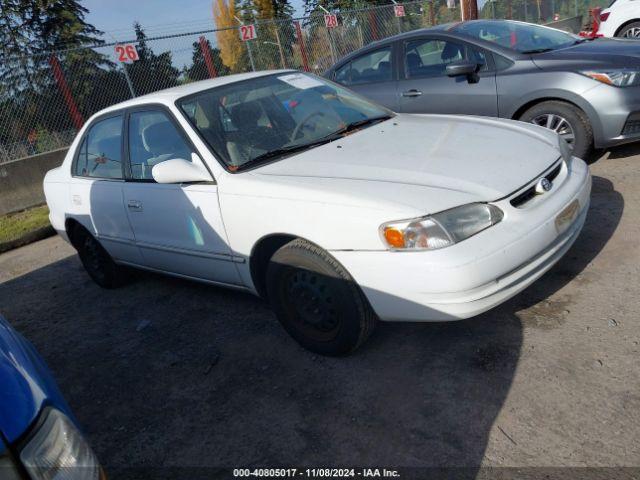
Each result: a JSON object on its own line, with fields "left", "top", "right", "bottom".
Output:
{"left": 239, "top": 24, "right": 257, "bottom": 41}
{"left": 114, "top": 44, "right": 139, "bottom": 63}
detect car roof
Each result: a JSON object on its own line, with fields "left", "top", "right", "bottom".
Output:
{"left": 326, "top": 20, "right": 526, "bottom": 69}
{"left": 96, "top": 69, "right": 294, "bottom": 116}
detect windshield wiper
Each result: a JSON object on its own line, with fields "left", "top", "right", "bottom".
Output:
{"left": 521, "top": 47, "right": 555, "bottom": 54}
{"left": 331, "top": 115, "right": 393, "bottom": 136}
{"left": 234, "top": 115, "right": 392, "bottom": 171}
{"left": 235, "top": 137, "right": 339, "bottom": 171}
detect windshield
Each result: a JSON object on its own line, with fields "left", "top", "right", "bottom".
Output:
{"left": 178, "top": 72, "right": 392, "bottom": 171}
{"left": 455, "top": 21, "right": 579, "bottom": 54}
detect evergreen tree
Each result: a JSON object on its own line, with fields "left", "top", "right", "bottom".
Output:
{"left": 0, "top": 0, "right": 113, "bottom": 151}
{"left": 185, "top": 38, "right": 230, "bottom": 82}
{"left": 128, "top": 22, "right": 181, "bottom": 95}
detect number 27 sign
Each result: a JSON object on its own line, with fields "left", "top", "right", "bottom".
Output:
{"left": 114, "top": 44, "right": 139, "bottom": 63}
{"left": 239, "top": 24, "right": 257, "bottom": 41}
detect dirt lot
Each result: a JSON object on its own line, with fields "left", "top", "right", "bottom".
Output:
{"left": 1, "top": 146, "right": 639, "bottom": 479}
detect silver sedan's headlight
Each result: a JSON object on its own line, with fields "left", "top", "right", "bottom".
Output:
{"left": 381, "top": 203, "right": 504, "bottom": 250}
{"left": 20, "top": 408, "right": 102, "bottom": 480}
{"left": 581, "top": 69, "right": 640, "bottom": 87}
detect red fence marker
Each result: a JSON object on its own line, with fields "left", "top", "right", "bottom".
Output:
{"left": 48, "top": 55, "right": 84, "bottom": 130}
{"left": 198, "top": 36, "right": 218, "bottom": 78}
{"left": 368, "top": 11, "right": 379, "bottom": 41}
{"left": 295, "top": 21, "right": 310, "bottom": 73}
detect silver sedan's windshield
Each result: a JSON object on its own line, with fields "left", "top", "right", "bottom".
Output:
{"left": 456, "top": 21, "right": 580, "bottom": 54}
{"left": 178, "top": 73, "right": 392, "bottom": 171}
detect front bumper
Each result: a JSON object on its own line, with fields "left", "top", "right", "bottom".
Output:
{"left": 331, "top": 157, "right": 592, "bottom": 322}
{"left": 583, "top": 82, "right": 640, "bottom": 148}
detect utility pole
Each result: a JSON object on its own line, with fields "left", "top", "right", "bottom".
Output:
{"left": 460, "top": 0, "right": 479, "bottom": 20}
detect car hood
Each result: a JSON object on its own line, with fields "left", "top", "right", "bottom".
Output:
{"left": 532, "top": 38, "right": 640, "bottom": 69}
{"left": 253, "top": 113, "right": 561, "bottom": 202}
{"left": 0, "top": 316, "right": 72, "bottom": 443}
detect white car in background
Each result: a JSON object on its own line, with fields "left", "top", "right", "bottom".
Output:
{"left": 43, "top": 71, "right": 591, "bottom": 355}
{"left": 599, "top": 0, "right": 640, "bottom": 37}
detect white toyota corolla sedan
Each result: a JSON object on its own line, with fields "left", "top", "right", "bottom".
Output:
{"left": 44, "top": 70, "right": 591, "bottom": 355}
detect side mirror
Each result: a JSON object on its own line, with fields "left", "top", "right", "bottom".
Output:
{"left": 446, "top": 61, "right": 480, "bottom": 80}
{"left": 152, "top": 157, "right": 211, "bottom": 184}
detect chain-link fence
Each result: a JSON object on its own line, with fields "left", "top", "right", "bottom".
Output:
{"left": 0, "top": 0, "right": 602, "bottom": 163}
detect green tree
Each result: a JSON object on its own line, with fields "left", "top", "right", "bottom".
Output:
{"left": 128, "top": 22, "right": 181, "bottom": 95}
{"left": 0, "top": 0, "right": 115, "bottom": 153}
{"left": 184, "top": 38, "right": 230, "bottom": 82}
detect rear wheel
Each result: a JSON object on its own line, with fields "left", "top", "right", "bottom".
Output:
{"left": 266, "top": 239, "right": 377, "bottom": 356}
{"left": 519, "top": 101, "right": 593, "bottom": 160}
{"left": 617, "top": 21, "right": 640, "bottom": 38}
{"left": 73, "top": 226, "right": 126, "bottom": 289}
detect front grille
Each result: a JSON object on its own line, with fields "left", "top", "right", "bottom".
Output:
{"left": 510, "top": 161, "right": 562, "bottom": 208}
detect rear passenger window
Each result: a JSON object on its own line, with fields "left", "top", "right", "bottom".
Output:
{"left": 74, "top": 115, "right": 123, "bottom": 179}
{"left": 334, "top": 47, "right": 392, "bottom": 86}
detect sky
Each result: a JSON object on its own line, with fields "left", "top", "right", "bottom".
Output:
{"left": 82, "top": 0, "right": 306, "bottom": 42}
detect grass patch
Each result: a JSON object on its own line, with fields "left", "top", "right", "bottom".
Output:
{"left": 0, "top": 205, "right": 51, "bottom": 244}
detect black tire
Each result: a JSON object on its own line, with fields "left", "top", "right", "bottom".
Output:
{"left": 617, "top": 21, "right": 640, "bottom": 38}
{"left": 519, "top": 101, "right": 593, "bottom": 160}
{"left": 266, "top": 239, "right": 377, "bottom": 356}
{"left": 73, "top": 226, "right": 126, "bottom": 289}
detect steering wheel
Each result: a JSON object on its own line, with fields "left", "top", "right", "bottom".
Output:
{"left": 290, "top": 111, "right": 326, "bottom": 142}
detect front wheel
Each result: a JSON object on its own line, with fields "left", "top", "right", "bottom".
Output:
{"left": 519, "top": 101, "right": 593, "bottom": 160}
{"left": 617, "top": 22, "right": 640, "bottom": 38}
{"left": 266, "top": 239, "right": 377, "bottom": 356}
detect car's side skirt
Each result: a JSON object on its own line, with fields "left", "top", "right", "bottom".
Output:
{"left": 116, "top": 260, "right": 255, "bottom": 294}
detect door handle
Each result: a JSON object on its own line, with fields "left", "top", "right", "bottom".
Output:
{"left": 402, "top": 89, "right": 423, "bottom": 97}
{"left": 127, "top": 200, "right": 143, "bottom": 212}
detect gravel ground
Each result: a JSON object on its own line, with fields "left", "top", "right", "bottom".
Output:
{"left": 1, "top": 146, "right": 639, "bottom": 479}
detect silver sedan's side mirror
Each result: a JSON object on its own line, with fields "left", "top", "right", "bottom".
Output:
{"left": 151, "top": 157, "right": 211, "bottom": 184}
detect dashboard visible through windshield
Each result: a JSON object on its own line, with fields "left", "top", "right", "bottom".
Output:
{"left": 178, "top": 72, "right": 393, "bottom": 171}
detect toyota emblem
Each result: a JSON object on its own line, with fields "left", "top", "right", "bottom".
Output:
{"left": 535, "top": 177, "right": 552, "bottom": 194}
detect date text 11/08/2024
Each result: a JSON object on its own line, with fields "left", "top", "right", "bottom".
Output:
{"left": 232, "top": 468, "right": 401, "bottom": 478}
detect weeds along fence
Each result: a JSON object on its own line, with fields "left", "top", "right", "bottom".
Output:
{"left": 0, "top": 0, "right": 597, "bottom": 163}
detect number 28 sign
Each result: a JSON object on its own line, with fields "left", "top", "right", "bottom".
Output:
{"left": 324, "top": 14, "right": 338, "bottom": 28}
{"left": 239, "top": 24, "right": 257, "bottom": 41}
{"left": 114, "top": 44, "right": 139, "bottom": 63}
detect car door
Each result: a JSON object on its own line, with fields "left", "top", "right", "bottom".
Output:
{"left": 397, "top": 36, "right": 498, "bottom": 116}
{"left": 121, "top": 106, "right": 241, "bottom": 286}
{"left": 333, "top": 45, "right": 400, "bottom": 111}
{"left": 68, "top": 112, "right": 143, "bottom": 264}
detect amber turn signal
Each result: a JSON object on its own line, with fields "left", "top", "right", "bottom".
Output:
{"left": 383, "top": 227, "right": 405, "bottom": 248}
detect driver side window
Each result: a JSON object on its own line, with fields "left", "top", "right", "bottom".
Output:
{"left": 128, "top": 110, "right": 193, "bottom": 181}
{"left": 404, "top": 39, "right": 488, "bottom": 79}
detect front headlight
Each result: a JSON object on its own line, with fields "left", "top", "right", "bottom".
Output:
{"left": 381, "top": 203, "right": 504, "bottom": 250}
{"left": 581, "top": 69, "right": 640, "bottom": 87}
{"left": 20, "top": 408, "right": 103, "bottom": 480}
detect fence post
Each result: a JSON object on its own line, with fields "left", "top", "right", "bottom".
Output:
{"left": 199, "top": 36, "right": 218, "bottom": 78}
{"left": 295, "top": 21, "right": 310, "bottom": 72}
{"left": 368, "top": 10, "right": 379, "bottom": 40}
{"left": 48, "top": 55, "right": 84, "bottom": 130}
{"left": 121, "top": 63, "right": 136, "bottom": 98}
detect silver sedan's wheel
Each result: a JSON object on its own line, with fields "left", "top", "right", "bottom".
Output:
{"left": 519, "top": 100, "right": 593, "bottom": 159}
{"left": 622, "top": 27, "right": 640, "bottom": 38}
{"left": 531, "top": 113, "right": 576, "bottom": 146}
{"left": 618, "top": 22, "right": 640, "bottom": 38}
